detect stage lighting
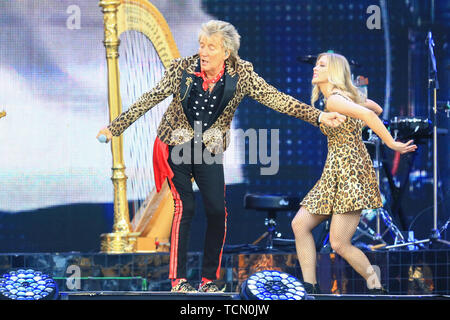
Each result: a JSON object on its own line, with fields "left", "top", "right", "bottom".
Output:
{"left": 0, "top": 269, "right": 59, "bottom": 300}
{"left": 240, "top": 270, "right": 307, "bottom": 300}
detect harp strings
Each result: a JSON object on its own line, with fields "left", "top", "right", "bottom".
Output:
{"left": 119, "top": 30, "right": 172, "bottom": 215}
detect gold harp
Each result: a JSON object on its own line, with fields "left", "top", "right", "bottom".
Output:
{"left": 99, "top": 0, "right": 179, "bottom": 253}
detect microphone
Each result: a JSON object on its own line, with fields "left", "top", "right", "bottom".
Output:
{"left": 426, "top": 31, "right": 436, "bottom": 66}
{"left": 426, "top": 31, "right": 439, "bottom": 88}
{"left": 97, "top": 134, "right": 107, "bottom": 143}
{"left": 426, "top": 31, "right": 434, "bottom": 45}
{"left": 296, "top": 55, "right": 317, "bottom": 65}
{"left": 348, "top": 59, "right": 361, "bottom": 68}
{"left": 296, "top": 55, "right": 361, "bottom": 67}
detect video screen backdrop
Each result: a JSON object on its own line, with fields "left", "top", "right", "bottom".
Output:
{"left": 0, "top": 0, "right": 245, "bottom": 212}
{"left": 0, "top": 0, "right": 448, "bottom": 249}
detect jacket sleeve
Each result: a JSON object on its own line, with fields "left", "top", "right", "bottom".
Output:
{"left": 107, "top": 59, "right": 179, "bottom": 136}
{"left": 243, "top": 61, "right": 320, "bottom": 127}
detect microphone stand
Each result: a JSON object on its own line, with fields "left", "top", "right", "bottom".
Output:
{"left": 426, "top": 32, "right": 449, "bottom": 247}
{"left": 377, "top": 32, "right": 449, "bottom": 250}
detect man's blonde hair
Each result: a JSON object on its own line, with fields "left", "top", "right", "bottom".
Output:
{"left": 198, "top": 20, "right": 241, "bottom": 66}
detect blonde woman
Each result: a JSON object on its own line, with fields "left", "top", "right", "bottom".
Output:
{"left": 291, "top": 52, "right": 417, "bottom": 295}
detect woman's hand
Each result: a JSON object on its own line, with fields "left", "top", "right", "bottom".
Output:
{"left": 387, "top": 139, "right": 417, "bottom": 154}
{"left": 96, "top": 127, "right": 113, "bottom": 143}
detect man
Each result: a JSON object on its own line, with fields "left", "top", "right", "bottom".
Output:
{"left": 97, "top": 20, "right": 345, "bottom": 292}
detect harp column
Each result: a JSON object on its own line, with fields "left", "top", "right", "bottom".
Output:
{"left": 99, "top": 0, "right": 139, "bottom": 253}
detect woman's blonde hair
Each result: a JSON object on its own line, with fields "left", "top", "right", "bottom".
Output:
{"left": 311, "top": 52, "right": 365, "bottom": 107}
{"left": 198, "top": 20, "right": 241, "bottom": 66}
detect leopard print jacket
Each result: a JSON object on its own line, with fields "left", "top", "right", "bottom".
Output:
{"left": 107, "top": 54, "right": 321, "bottom": 154}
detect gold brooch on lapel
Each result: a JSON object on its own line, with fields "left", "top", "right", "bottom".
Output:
{"left": 180, "top": 77, "right": 193, "bottom": 101}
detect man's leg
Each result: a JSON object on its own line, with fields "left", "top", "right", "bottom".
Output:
{"left": 193, "top": 152, "right": 227, "bottom": 282}
{"left": 167, "top": 146, "right": 195, "bottom": 281}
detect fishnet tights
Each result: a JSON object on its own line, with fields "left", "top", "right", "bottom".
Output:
{"left": 291, "top": 206, "right": 382, "bottom": 289}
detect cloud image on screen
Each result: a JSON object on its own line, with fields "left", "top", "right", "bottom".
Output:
{"left": 0, "top": 0, "right": 243, "bottom": 212}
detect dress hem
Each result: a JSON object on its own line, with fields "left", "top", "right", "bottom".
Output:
{"left": 300, "top": 202, "right": 383, "bottom": 216}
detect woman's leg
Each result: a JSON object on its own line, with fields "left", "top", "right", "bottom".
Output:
{"left": 291, "top": 206, "right": 329, "bottom": 284}
{"left": 329, "top": 210, "right": 382, "bottom": 289}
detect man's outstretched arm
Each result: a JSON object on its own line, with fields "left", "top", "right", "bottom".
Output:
{"left": 244, "top": 62, "right": 345, "bottom": 127}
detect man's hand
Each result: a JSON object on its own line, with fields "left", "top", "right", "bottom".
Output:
{"left": 96, "top": 127, "right": 113, "bottom": 143}
{"left": 320, "top": 112, "right": 346, "bottom": 128}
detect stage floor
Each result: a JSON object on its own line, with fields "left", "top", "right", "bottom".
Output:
{"left": 1, "top": 249, "right": 449, "bottom": 296}
{"left": 60, "top": 290, "right": 238, "bottom": 300}
{"left": 59, "top": 290, "right": 450, "bottom": 300}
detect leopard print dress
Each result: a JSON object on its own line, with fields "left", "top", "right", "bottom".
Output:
{"left": 300, "top": 92, "right": 383, "bottom": 215}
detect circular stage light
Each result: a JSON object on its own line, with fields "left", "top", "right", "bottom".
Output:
{"left": 240, "top": 270, "right": 307, "bottom": 300}
{"left": 0, "top": 269, "right": 59, "bottom": 300}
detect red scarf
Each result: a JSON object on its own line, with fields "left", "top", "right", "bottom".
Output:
{"left": 194, "top": 64, "right": 225, "bottom": 91}
{"left": 153, "top": 137, "right": 174, "bottom": 193}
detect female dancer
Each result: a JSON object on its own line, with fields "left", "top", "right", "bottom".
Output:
{"left": 292, "top": 52, "right": 417, "bottom": 294}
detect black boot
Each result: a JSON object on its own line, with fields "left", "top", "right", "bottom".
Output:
{"left": 368, "top": 287, "right": 389, "bottom": 295}
{"left": 303, "top": 282, "right": 321, "bottom": 294}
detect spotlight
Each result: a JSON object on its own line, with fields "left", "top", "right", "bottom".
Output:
{"left": 0, "top": 269, "right": 59, "bottom": 300}
{"left": 240, "top": 270, "right": 307, "bottom": 300}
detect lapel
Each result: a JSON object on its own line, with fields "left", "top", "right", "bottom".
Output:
{"left": 220, "top": 59, "right": 239, "bottom": 108}
{"left": 179, "top": 70, "right": 194, "bottom": 113}
{"left": 179, "top": 55, "right": 199, "bottom": 115}
{"left": 209, "top": 70, "right": 238, "bottom": 124}
{"left": 219, "top": 70, "right": 238, "bottom": 109}
{"left": 209, "top": 59, "right": 239, "bottom": 124}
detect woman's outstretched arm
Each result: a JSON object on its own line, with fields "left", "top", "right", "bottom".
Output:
{"left": 326, "top": 94, "right": 417, "bottom": 154}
